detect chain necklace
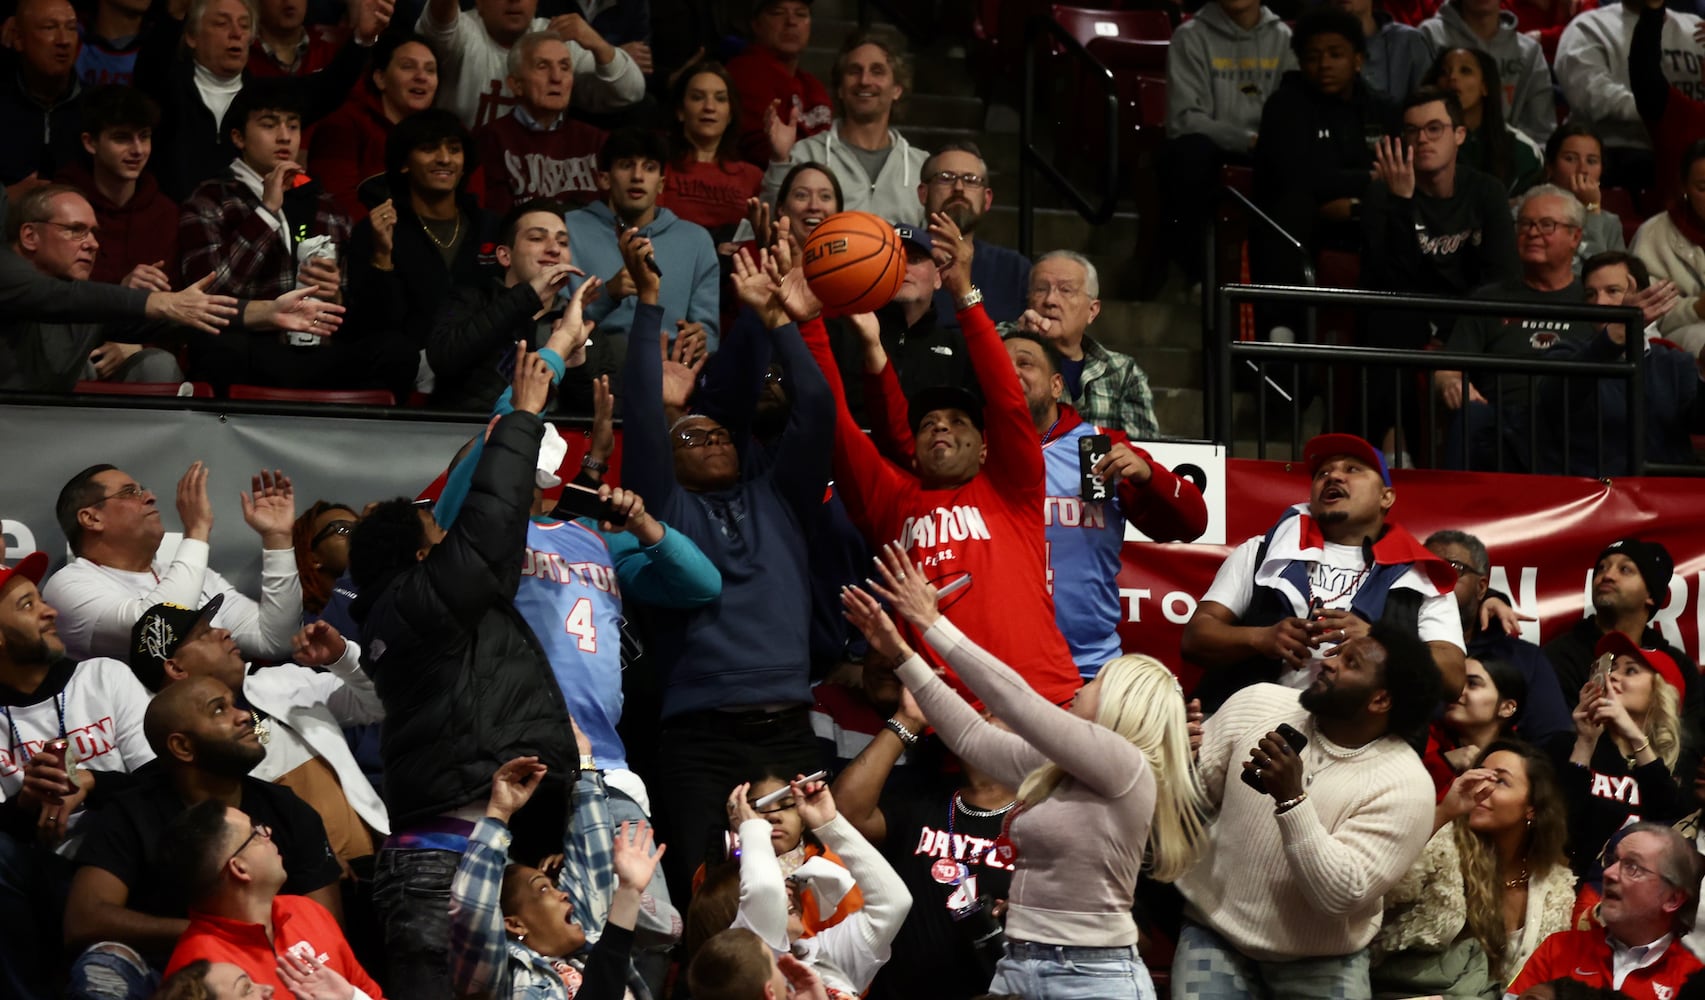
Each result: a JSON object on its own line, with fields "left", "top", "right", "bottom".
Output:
{"left": 1503, "top": 867, "right": 1530, "bottom": 890}
{"left": 420, "top": 211, "right": 462, "bottom": 249}
{"left": 951, "top": 791, "right": 1017, "bottom": 823}
{"left": 1304, "top": 721, "right": 1380, "bottom": 787}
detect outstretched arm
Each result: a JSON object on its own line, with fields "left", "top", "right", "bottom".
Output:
{"left": 617, "top": 229, "right": 679, "bottom": 513}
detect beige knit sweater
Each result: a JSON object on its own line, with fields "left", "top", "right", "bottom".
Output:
{"left": 1177, "top": 684, "right": 1436, "bottom": 961}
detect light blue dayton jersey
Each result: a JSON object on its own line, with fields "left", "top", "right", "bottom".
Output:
{"left": 514, "top": 518, "right": 628, "bottom": 770}
{"left": 1043, "top": 420, "right": 1127, "bottom": 677}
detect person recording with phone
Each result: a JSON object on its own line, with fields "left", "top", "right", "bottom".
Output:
{"left": 1172, "top": 618, "right": 1444, "bottom": 1000}
{"left": 842, "top": 544, "right": 1205, "bottom": 999}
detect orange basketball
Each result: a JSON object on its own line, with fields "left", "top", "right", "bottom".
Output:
{"left": 801, "top": 211, "right": 907, "bottom": 316}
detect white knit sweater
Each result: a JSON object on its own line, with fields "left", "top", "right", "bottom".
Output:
{"left": 1177, "top": 684, "right": 1435, "bottom": 961}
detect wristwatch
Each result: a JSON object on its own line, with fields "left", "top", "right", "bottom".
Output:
{"left": 885, "top": 718, "right": 921, "bottom": 747}
{"left": 955, "top": 287, "right": 984, "bottom": 312}
{"left": 579, "top": 754, "right": 598, "bottom": 772}
{"left": 581, "top": 454, "right": 609, "bottom": 474}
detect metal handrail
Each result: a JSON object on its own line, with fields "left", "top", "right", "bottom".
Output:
{"left": 1017, "top": 14, "right": 1121, "bottom": 258}
{"left": 1209, "top": 283, "right": 1649, "bottom": 475}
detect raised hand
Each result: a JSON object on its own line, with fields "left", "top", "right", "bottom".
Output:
{"left": 1373, "top": 137, "right": 1415, "bottom": 200}
{"left": 927, "top": 211, "right": 974, "bottom": 297}
{"left": 291, "top": 621, "right": 348, "bottom": 667}
{"left": 777, "top": 954, "right": 830, "bottom": 1000}
{"left": 765, "top": 99, "right": 799, "bottom": 162}
{"left": 674, "top": 320, "right": 709, "bottom": 368}
{"left": 486, "top": 756, "right": 548, "bottom": 825}
{"left": 731, "top": 247, "right": 785, "bottom": 327}
{"left": 611, "top": 820, "right": 666, "bottom": 892}
{"left": 369, "top": 199, "right": 398, "bottom": 260}
{"left": 529, "top": 262, "right": 580, "bottom": 312}
{"left": 616, "top": 227, "right": 661, "bottom": 302}
{"left": 862, "top": 542, "right": 942, "bottom": 632}
{"left": 262, "top": 160, "right": 306, "bottom": 213}
{"left": 599, "top": 484, "right": 663, "bottom": 543}
{"left": 765, "top": 226, "right": 822, "bottom": 323}
{"left": 588, "top": 375, "right": 615, "bottom": 469}
{"left": 840, "top": 584, "right": 911, "bottom": 665}
{"left": 276, "top": 949, "right": 355, "bottom": 1000}
{"left": 1438, "top": 767, "right": 1497, "bottom": 822}
{"left": 1092, "top": 442, "right": 1152, "bottom": 485}
{"left": 789, "top": 773, "right": 836, "bottom": 829}
{"left": 746, "top": 196, "right": 773, "bottom": 249}
{"left": 240, "top": 469, "right": 296, "bottom": 546}
{"left": 546, "top": 275, "right": 601, "bottom": 366}
{"left": 148, "top": 274, "right": 239, "bottom": 334}
{"left": 353, "top": 0, "right": 395, "bottom": 39}
{"left": 510, "top": 344, "right": 554, "bottom": 414}
{"left": 176, "top": 460, "right": 214, "bottom": 540}
{"left": 659, "top": 335, "right": 705, "bottom": 413}
{"left": 619, "top": 39, "right": 653, "bottom": 73}
{"left": 725, "top": 781, "right": 760, "bottom": 831}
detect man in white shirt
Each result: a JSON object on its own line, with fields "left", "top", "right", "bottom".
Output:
{"left": 418, "top": 0, "right": 644, "bottom": 128}
{"left": 128, "top": 597, "right": 387, "bottom": 868}
{"left": 0, "top": 551, "right": 156, "bottom": 1000}
{"left": 43, "top": 460, "right": 302, "bottom": 663}
{"left": 1181, "top": 432, "right": 1466, "bottom": 712}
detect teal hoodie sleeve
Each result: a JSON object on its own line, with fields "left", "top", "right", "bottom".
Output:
{"left": 433, "top": 348, "right": 568, "bottom": 530}
{"left": 600, "top": 521, "right": 723, "bottom": 607}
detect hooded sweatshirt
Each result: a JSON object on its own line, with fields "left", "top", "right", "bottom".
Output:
{"left": 1555, "top": 3, "right": 1705, "bottom": 152}
{"left": 563, "top": 200, "right": 723, "bottom": 350}
{"left": 1419, "top": 3, "right": 1557, "bottom": 145}
{"left": 1364, "top": 12, "right": 1433, "bottom": 101}
{"left": 1166, "top": 3, "right": 1296, "bottom": 153}
{"left": 306, "top": 86, "right": 394, "bottom": 223}
{"left": 54, "top": 163, "right": 180, "bottom": 287}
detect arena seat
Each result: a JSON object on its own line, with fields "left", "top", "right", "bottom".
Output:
{"left": 228, "top": 385, "right": 397, "bottom": 406}
{"left": 73, "top": 380, "right": 214, "bottom": 398}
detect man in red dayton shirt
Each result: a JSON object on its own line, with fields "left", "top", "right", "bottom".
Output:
{"left": 801, "top": 213, "right": 1081, "bottom": 707}
{"left": 161, "top": 800, "right": 384, "bottom": 998}
{"left": 1506, "top": 822, "right": 1702, "bottom": 1000}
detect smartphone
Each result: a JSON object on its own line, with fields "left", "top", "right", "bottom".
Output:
{"left": 752, "top": 770, "right": 829, "bottom": 810}
{"left": 1079, "top": 434, "right": 1111, "bottom": 502}
{"left": 1240, "top": 723, "right": 1309, "bottom": 794}
{"left": 555, "top": 483, "right": 627, "bottom": 527}
{"left": 615, "top": 219, "right": 664, "bottom": 276}
{"left": 1590, "top": 652, "right": 1614, "bottom": 691}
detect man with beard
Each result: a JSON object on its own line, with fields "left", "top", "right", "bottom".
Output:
{"left": 63, "top": 675, "right": 341, "bottom": 996}
{"left": 1182, "top": 432, "right": 1465, "bottom": 712}
{"left": 1423, "top": 529, "right": 1572, "bottom": 754}
{"left": 0, "top": 553, "right": 156, "bottom": 1000}
{"left": 1174, "top": 621, "right": 1442, "bottom": 998}
{"left": 920, "top": 142, "right": 1030, "bottom": 327}
{"left": 1507, "top": 822, "right": 1703, "bottom": 998}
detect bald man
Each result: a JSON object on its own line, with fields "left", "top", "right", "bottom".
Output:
{"left": 62, "top": 676, "right": 342, "bottom": 993}
{"left": 0, "top": 0, "right": 84, "bottom": 192}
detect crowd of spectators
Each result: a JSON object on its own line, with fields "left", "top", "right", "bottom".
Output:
{"left": 6, "top": 1, "right": 1705, "bottom": 1000}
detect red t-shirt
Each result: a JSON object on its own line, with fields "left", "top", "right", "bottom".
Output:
{"left": 659, "top": 157, "right": 764, "bottom": 235}
{"left": 166, "top": 895, "right": 386, "bottom": 998}
{"left": 725, "top": 44, "right": 833, "bottom": 167}
{"left": 1507, "top": 929, "right": 1703, "bottom": 1000}
{"left": 801, "top": 306, "right": 1082, "bottom": 708}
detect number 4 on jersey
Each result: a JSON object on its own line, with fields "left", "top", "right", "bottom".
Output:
{"left": 564, "top": 598, "right": 598, "bottom": 652}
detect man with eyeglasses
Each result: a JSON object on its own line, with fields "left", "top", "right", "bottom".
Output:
{"left": 918, "top": 141, "right": 1030, "bottom": 328}
{"left": 44, "top": 462, "right": 301, "bottom": 666}
{"left": 1422, "top": 529, "right": 1573, "bottom": 755}
{"left": 1506, "top": 822, "right": 1703, "bottom": 998}
{"left": 761, "top": 27, "right": 929, "bottom": 226}
{"left": 64, "top": 674, "right": 342, "bottom": 999}
{"left": 1434, "top": 184, "right": 1599, "bottom": 470}
{"left": 158, "top": 798, "right": 382, "bottom": 996}
{"left": 1, "top": 182, "right": 185, "bottom": 391}
{"left": 618, "top": 227, "right": 833, "bottom": 899}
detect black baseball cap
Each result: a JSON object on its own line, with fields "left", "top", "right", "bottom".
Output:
{"left": 908, "top": 385, "right": 985, "bottom": 434}
{"left": 130, "top": 594, "right": 224, "bottom": 683}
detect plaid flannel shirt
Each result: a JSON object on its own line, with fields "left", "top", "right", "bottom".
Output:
{"left": 448, "top": 773, "right": 619, "bottom": 1000}
{"left": 995, "top": 324, "right": 1159, "bottom": 439}
{"left": 177, "top": 168, "right": 352, "bottom": 301}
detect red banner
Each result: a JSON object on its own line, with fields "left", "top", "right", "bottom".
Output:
{"left": 1116, "top": 460, "right": 1705, "bottom": 691}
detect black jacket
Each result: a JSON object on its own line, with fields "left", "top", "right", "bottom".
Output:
{"left": 347, "top": 192, "right": 502, "bottom": 351}
{"left": 351, "top": 411, "right": 576, "bottom": 843}
{"left": 1254, "top": 71, "right": 1394, "bottom": 209}
{"left": 0, "top": 53, "right": 83, "bottom": 186}
{"left": 427, "top": 279, "right": 561, "bottom": 412}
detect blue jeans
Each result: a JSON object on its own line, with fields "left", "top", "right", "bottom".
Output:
{"left": 67, "top": 943, "right": 158, "bottom": 1000}
{"left": 0, "top": 829, "right": 74, "bottom": 1000}
{"left": 1172, "top": 920, "right": 1371, "bottom": 1000}
{"left": 989, "top": 940, "right": 1156, "bottom": 1000}
{"left": 370, "top": 847, "right": 461, "bottom": 999}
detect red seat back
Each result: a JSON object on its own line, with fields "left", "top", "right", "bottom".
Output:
{"left": 228, "top": 385, "right": 396, "bottom": 405}
{"left": 74, "top": 380, "right": 214, "bottom": 398}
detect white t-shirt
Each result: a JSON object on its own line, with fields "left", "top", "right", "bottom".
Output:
{"left": 42, "top": 538, "right": 303, "bottom": 663}
{"left": 418, "top": 7, "right": 645, "bottom": 128}
{"left": 1202, "top": 535, "right": 1462, "bottom": 688}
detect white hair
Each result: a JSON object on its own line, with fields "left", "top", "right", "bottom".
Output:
{"left": 1034, "top": 249, "right": 1100, "bottom": 299}
{"left": 185, "top": 0, "right": 258, "bottom": 36}
{"left": 506, "top": 30, "right": 565, "bottom": 80}
{"left": 1519, "top": 183, "right": 1586, "bottom": 230}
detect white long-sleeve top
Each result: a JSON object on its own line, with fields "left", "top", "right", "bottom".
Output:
{"left": 418, "top": 6, "right": 645, "bottom": 128}
{"left": 42, "top": 539, "right": 302, "bottom": 663}
{"left": 734, "top": 813, "right": 912, "bottom": 995}
{"left": 1176, "top": 683, "right": 1434, "bottom": 961}
{"left": 1555, "top": 5, "right": 1705, "bottom": 151}
{"left": 244, "top": 639, "right": 389, "bottom": 835}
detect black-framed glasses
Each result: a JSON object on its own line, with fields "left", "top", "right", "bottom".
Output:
{"left": 311, "top": 520, "right": 356, "bottom": 548}
{"left": 1444, "top": 558, "right": 1485, "bottom": 577}
{"left": 927, "top": 170, "right": 986, "bottom": 190}
{"left": 224, "top": 823, "right": 272, "bottom": 867}
{"left": 1399, "top": 121, "right": 1453, "bottom": 142}
{"left": 1516, "top": 217, "right": 1580, "bottom": 236}
{"left": 676, "top": 427, "right": 733, "bottom": 449}
{"left": 90, "top": 484, "right": 148, "bottom": 506}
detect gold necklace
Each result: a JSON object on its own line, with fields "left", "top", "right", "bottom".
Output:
{"left": 420, "top": 211, "right": 461, "bottom": 249}
{"left": 1503, "top": 867, "right": 1529, "bottom": 889}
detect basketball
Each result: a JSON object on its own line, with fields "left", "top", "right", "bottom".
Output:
{"left": 801, "top": 211, "right": 908, "bottom": 316}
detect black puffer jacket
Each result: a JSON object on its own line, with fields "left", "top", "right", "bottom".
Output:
{"left": 353, "top": 410, "right": 575, "bottom": 841}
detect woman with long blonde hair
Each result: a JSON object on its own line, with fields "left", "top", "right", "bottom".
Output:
{"left": 1561, "top": 633, "right": 1690, "bottom": 875}
{"left": 843, "top": 543, "right": 1205, "bottom": 999}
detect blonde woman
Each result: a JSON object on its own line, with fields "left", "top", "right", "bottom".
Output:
{"left": 1373, "top": 740, "right": 1576, "bottom": 996}
{"left": 842, "top": 543, "right": 1204, "bottom": 999}
{"left": 1561, "top": 633, "right": 1690, "bottom": 876}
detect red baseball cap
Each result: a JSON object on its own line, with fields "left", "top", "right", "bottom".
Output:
{"left": 1595, "top": 630, "right": 1687, "bottom": 696}
{"left": 1303, "top": 433, "right": 1391, "bottom": 485}
{"left": 0, "top": 552, "right": 48, "bottom": 594}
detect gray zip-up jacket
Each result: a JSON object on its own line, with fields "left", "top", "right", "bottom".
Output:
{"left": 1165, "top": 3, "right": 1295, "bottom": 153}
{"left": 762, "top": 121, "right": 930, "bottom": 226}
{"left": 1419, "top": 2, "right": 1557, "bottom": 145}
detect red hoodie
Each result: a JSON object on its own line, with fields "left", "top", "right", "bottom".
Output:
{"left": 307, "top": 87, "right": 393, "bottom": 223}
{"left": 726, "top": 44, "right": 833, "bottom": 167}
{"left": 55, "top": 163, "right": 179, "bottom": 287}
